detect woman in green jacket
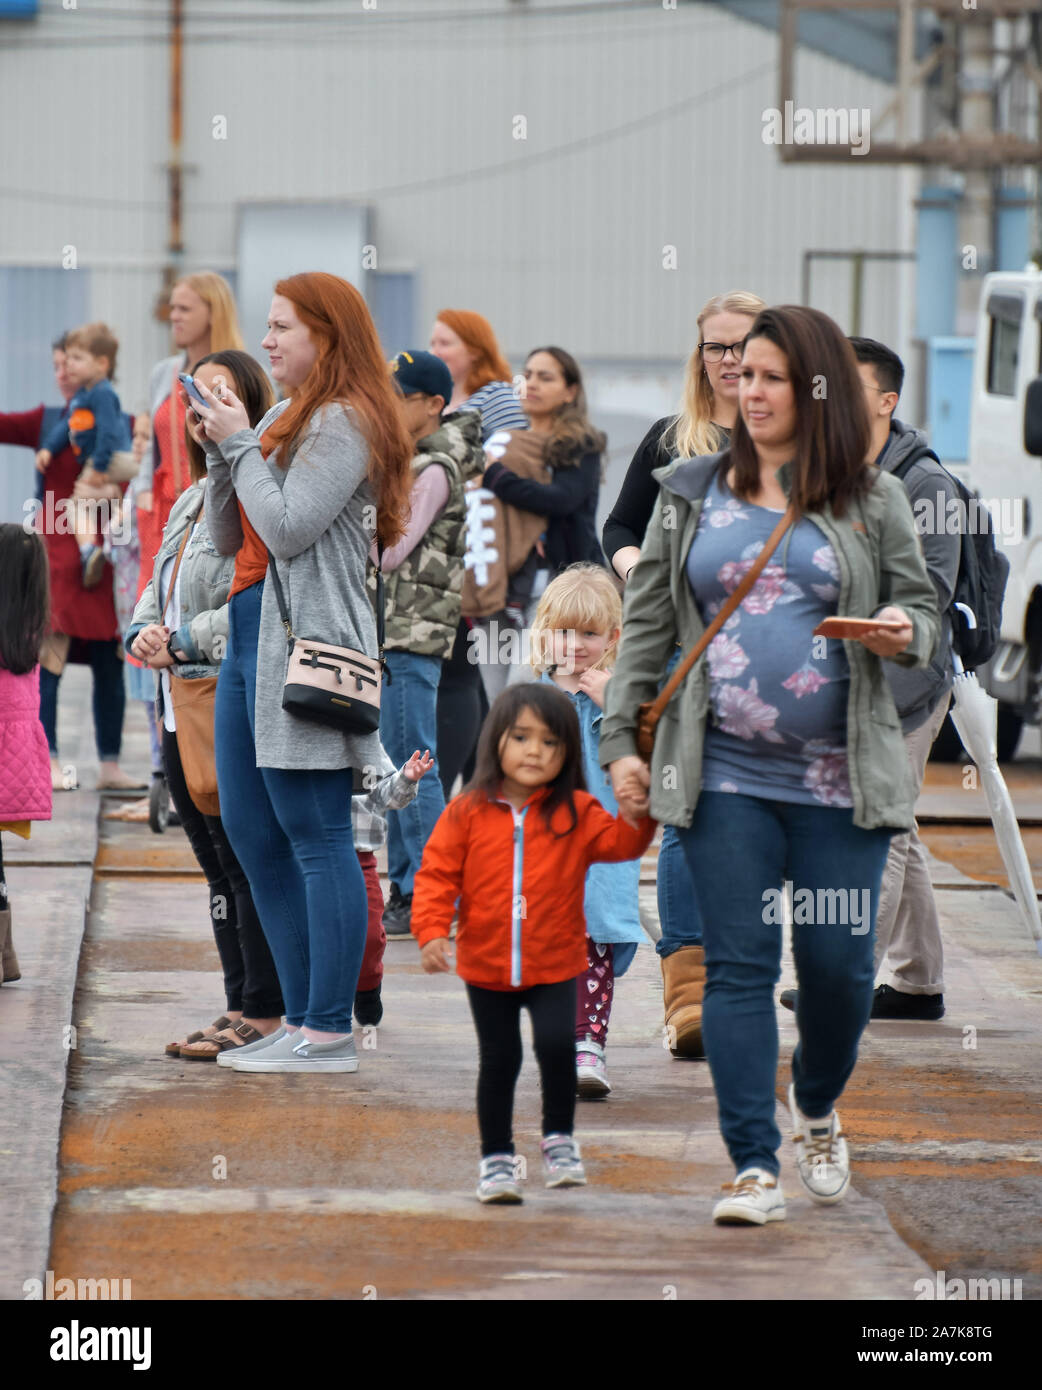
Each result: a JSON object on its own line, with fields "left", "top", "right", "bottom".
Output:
{"left": 600, "top": 306, "right": 940, "bottom": 1227}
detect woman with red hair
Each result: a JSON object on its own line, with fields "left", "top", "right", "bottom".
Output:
{"left": 431, "top": 310, "right": 527, "bottom": 444}
{"left": 191, "top": 272, "right": 413, "bottom": 1074}
{"left": 429, "top": 310, "right": 528, "bottom": 800}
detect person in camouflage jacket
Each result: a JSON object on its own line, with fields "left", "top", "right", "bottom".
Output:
{"left": 371, "top": 409, "right": 485, "bottom": 657}
{"left": 371, "top": 351, "right": 485, "bottom": 938}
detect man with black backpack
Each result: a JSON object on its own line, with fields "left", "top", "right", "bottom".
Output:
{"left": 781, "top": 338, "right": 959, "bottom": 1021}
{"left": 851, "top": 338, "right": 962, "bottom": 1019}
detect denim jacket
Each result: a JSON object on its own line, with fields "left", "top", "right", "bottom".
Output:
{"left": 541, "top": 673, "right": 644, "bottom": 946}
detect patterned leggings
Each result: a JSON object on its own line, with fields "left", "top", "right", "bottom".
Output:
{"left": 575, "top": 938, "right": 615, "bottom": 1044}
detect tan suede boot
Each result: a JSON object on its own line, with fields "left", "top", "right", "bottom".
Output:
{"left": 661, "top": 945, "right": 705, "bottom": 1058}
{"left": 0, "top": 909, "right": 19, "bottom": 983}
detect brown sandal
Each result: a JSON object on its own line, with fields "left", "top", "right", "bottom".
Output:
{"left": 165, "top": 1015, "right": 233, "bottom": 1057}
{"left": 180, "top": 1020, "right": 265, "bottom": 1060}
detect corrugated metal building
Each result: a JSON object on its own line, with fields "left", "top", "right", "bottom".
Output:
{"left": 0, "top": 0, "right": 915, "bottom": 523}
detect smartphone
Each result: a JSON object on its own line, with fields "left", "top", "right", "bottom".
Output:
{"left": 178, "top": 372, "right": 208, "bottom": 411}
{"left": 813, "top": 616, "right": 906, "bottom": 640}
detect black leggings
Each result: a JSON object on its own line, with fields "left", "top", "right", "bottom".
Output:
{"left": 466, "top": 978, "right": 578, "bottom": 1156}
{"left": 0, "top": 832, "right": 7, "bottom": 910}
{"left": 436, "top": 619, "right": 485, "bottom": 798}
{"left": 161, "top": 726, "right": 284, "bottom": 1019}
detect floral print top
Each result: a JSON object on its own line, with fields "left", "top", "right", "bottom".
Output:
{"left": 685, "top": 472, "right": 853, "bottom": 808}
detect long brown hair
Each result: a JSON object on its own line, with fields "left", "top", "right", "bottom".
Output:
{"left": 264, "top": 273, "right": 413, "bottom": 546}
{"left": 524, "top": 346, "right": 606, "bottom": 470}
{"left": 464, "top": 684, "right": 585, "bottom": 836}
{"left": 0, "top": 525, "right": 49, "bottom": 675}
{"left": 729, "top": 305, "right": 873, "bottom": 517}
{"left": 184, "top": 351, "right": 275, "bottom": 483}
{"left": 437, "top": 308, "right": 514, "bottom": 396}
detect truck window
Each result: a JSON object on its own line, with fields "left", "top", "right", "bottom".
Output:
{"left": 987, "top": 317, "right": 1019, "bottom": 396}
{"left": 986, "top": 293, "right": 1023, "bottom": 397}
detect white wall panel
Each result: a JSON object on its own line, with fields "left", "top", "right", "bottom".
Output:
{"left": 1, "top": 0, "right": 912, "bottom": 421}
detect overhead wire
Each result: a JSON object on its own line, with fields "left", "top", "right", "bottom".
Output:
{"left": 0, "top": 55, "right": 776, "bottom": 210}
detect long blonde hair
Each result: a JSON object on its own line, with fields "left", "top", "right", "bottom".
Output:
{"left": 176, "top": 271, "right": 244, "bottom": 355}
{"left": 529, "top": 563, "right": 622, "bottom": 675}
{"left": 664, "top": 290, "right": 766, "bottom": 459}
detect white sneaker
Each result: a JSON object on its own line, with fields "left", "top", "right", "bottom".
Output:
{"left": 788, "top": 1082, "right": 850, "bottom": 1204}
{"left": 576, "top": 1038, "right": 611, "bottom": 1099}
{"left": 713, "top": 1167, "right": 786, "bottom": 1225}
{"left": 228, "top": 1030, "right": 358, "bottom": 1073}
{"left": 216, "top": 1024, "right": 286, "bottom": 1068}
{"left": 541, "top": 1133, "right": 587, "bottom": 1188}
{"left": 476, "top": 1154, "right": 523, "bottom": 1204}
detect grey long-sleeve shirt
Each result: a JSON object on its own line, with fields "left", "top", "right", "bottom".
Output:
{"left": 205, "top": 399, "right": 387, "bottom": 773}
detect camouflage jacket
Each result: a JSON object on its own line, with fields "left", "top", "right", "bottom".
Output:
{"left": 370, "top": 410, "right": 485, "bottom": 658}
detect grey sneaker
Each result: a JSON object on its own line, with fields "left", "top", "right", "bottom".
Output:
{"left": 216, "top": 1024, "right": 286, "bottom": 1068}
{"left": 541, "top": 1133, "right": 587, "bottom": 1188}
{"left": 476, "top": 1154, "right": 523, "bottom": 1204}
{"left": 228, "top": 1030, "right": 358, "bottom": 1073}
{"left": 576, "top": 1038, "right": 611, "bottom": 1099}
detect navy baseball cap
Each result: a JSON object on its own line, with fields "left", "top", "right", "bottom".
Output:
{"left": 389, "top": 349, "right": 453, "bottom": 405}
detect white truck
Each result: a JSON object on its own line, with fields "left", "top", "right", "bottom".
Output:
{"left": 966, "top": 263, "right": 1042, "bottom": 761}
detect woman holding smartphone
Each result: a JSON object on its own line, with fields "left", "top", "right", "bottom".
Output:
{"left": 601, "top": 307, "right": 939, "bottom": 1226}
{"left": 190, "top": 272, "right": 413, "bottom": 1074}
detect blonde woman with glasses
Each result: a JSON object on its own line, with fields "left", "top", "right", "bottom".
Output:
{"left": 601, "top": 290, "right": 765, "bottom": 1064}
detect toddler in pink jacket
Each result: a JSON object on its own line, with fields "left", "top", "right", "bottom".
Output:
{"left": 0, "top": 525, "right": 53, "bottom": 982}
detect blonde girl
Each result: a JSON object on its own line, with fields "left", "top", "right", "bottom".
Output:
{"left": 530, "top": 564, "right": 642, "bottom": 1098}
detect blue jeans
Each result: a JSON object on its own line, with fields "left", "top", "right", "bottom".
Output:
{"left": 655, "top": 647, "right": 702, "bottom": 954}
{"left": 39, "top": 639, "right": 125, "bottom": 761}
{"left": 380, "top": 648, "right": 445, "bottom": 897}
{"left": 214, "top": 582, "right": 367, "bottom": 1033}
{"left": 676, "top": 790, "right": 892, "bottom": 1176}
{"left": 657, "top": 826, "right": 703, "bottom": 955}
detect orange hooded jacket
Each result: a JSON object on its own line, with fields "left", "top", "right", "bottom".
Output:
{"left": 411, "top": 783, "right": 656, "bottom": 990}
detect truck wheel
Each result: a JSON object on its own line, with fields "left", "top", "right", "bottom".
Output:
{"left": 996, "top": 708, "right": 1023, "bottom": 763}
{"left": 929, "top": 713, "right": 964, "bottom": 763}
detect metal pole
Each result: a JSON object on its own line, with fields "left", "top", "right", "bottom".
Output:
{"left": 157, "top": 0, "right": 185, "bottom": 319}
{"left": 957, "top": 14, "right": 996, "bottom": 333}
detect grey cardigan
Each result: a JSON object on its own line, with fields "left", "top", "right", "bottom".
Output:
{"left": 205, "top": 399, "right": 385, "bottom": 773}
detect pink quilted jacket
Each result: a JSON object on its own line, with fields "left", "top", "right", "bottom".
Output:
{"left": 0, "top": 665, "right": 53, "bottom": 822}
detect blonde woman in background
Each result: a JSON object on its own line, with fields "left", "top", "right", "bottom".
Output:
{"left": 600, "top": 289, "right": 766, "bottom": 1064}
{"left": 134, "top": 272, "right": 244, "bottom": 600}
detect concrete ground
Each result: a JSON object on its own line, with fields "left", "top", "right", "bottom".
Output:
{"left": 2, "top": 665, "right": 1040, "bottom": 1302}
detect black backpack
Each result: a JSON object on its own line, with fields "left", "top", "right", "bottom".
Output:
{"left": 891, "top": 446, "right": 1010, "bottom": 671}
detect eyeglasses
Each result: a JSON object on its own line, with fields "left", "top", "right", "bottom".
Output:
{"left": 699, "top": 341, "right": 745, "bottom": 363}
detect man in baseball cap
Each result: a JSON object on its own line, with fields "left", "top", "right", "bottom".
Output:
{"left": 375, "top": 348, "right": 480, "bottom": 948}
{"left": 391, "top": 346, "right": 452, "bottom": 411}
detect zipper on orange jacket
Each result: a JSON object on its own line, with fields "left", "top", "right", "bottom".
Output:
{"left": 509, "top": 804, "right": 528, "bottom": 987}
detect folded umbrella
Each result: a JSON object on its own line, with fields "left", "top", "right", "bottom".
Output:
{"left": 948, "top": 650, "right": 1042, "bottom": 954}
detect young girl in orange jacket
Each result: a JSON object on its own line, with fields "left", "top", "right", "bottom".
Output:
{"left": 412, "top": 682, "right": 656, "bottom": 1203}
